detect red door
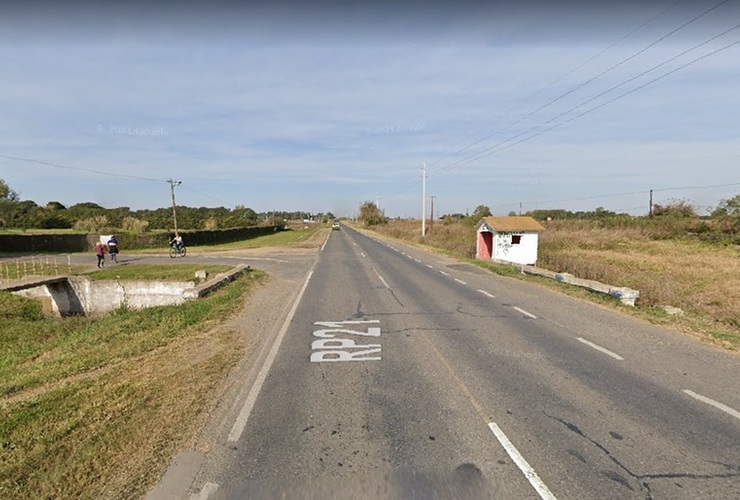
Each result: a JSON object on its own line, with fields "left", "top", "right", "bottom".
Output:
{"left": 477, "top": 232, "right": 492, "bottom": 259}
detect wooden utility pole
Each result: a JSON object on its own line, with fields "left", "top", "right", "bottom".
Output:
{"left": 168, "top": 179, "right": 182, "bottom": 236}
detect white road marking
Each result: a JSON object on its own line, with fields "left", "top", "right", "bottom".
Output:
{"left": 439, "top": 270, "right": 450, "bottom": 276}
{"left": 228, "top": 270, "right": 314, "bottom": 442}
{"left": 683, "top": 390, "right": 740, "bottom": 421}
{"left": 426, "top": 264, "right": 434, "bottom": 269}
{"left": 477, "top": 289, "right": 495, "bottom": 298}
{"left": 576, "top": 337, "right": 624, "bottom": 360}
{"left": 513, "top": 306, "right": 537, "bottom": 319}
{"left": 377, "top": 274, "right": 390, "bottom": 289}
{"left": 361, "top": 252, "right": 366, "bottom": 257}
{"left": 488, "top": 422, "right": 557, "bottom": 500}
{"left": 414, "top": 258, "right": 421, "bottom": 263}
{"left": 189, "top": 482, "right": 219, "bottom": 500}
{"left": 454, "top": 278, "right": 467, "bottom": 285}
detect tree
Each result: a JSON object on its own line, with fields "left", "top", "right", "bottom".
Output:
{"left": 471, "top": 205, "right": 491, "bottom": 220}
{"left": 358, "top": 201, "right": 386, "bottom": 226}
{"left": 712, "top": 194, "right": 740, "bottom": 218}
{"left": 0, "top": 179, "right": 19, "bottom": 202}
{"left": 652, "top": 199, "right": 696, "bottom": 218}
{"left": 711, "top": 194, "right": 740, "bottom": 235}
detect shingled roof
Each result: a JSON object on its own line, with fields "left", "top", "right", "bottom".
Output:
{"left": 477, "top": 216, "right": 545, "bottom": 232}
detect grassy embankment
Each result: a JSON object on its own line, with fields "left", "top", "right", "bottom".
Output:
{"left": 364, "top": 219, "right": 740, "bottom": 350}
{"left": 0, "top": 226, "right": 326, "bottom": 499}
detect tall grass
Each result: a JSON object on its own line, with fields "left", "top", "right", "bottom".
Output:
{"left": 366, "top": 218, "right": 740, "bottom": 348}
{"left": 0, "top": 269, "right": 266, "bottom": 499}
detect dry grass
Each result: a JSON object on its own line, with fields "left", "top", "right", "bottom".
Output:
{"left": 366, "top": 219, "right": 740, "bottom": 350}
{"left": 0, "top": 270, "right": 267, "bottom": 499}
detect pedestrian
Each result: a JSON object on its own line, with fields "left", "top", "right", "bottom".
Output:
{"left": 95, "top": 241, "right": 106, "bottom": 268}
{"left": 107, "top": 235, "right": 119, "bottom": 263}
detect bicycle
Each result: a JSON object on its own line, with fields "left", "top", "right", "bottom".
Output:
{"left": 169, "top": 243, "right": 187, "bottom": 258}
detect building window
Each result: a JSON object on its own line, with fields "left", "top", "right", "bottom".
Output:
{"left": 511, "top": 234, "right": 522, "bottom": 245}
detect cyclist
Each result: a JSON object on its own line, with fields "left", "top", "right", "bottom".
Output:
{"left": 170, "top": 234, "right": 184, "bottom": 254}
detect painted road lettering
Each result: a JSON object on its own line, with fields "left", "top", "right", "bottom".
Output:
{"left": 311, "top": 320, "right": 382, "bottom": 362}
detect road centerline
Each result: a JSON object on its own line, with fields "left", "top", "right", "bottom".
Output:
{"left": 576, "top": 337, "right": 624, "bottom": 360}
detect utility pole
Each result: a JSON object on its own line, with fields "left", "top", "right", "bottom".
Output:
{"left": 519, "top": 202, "right": 522, "bottom": 216}
{"left": 168, "top": 179, "right": 182, "bottom": 236}
{"left": 649, "top": 189, "right": 653, "bottom": 217}
{"left": 421, "top": 162, "right": 427, "bottom": 237}
{"left": 430, "top": 195, "right": 436, "bottom": 230}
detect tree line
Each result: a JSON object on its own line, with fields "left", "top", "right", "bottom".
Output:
{"left": 0, "top": 178, "right": 333, "bottom": 232}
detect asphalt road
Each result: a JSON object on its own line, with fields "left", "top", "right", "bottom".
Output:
{"left": 150, "top": 226, "right": 739, "bottom": 499}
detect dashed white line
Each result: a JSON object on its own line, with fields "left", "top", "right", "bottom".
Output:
{"left": 414, "top": 258, "right": 421, "bottom": 263}
{"left": 360, "top": 252, "right": 366, "bottom": 257}
{"left": 576, "top": 337, "right": 624, "bottom": 360}
{"left": 377, "top": 274, "right": 390, "bottom": 289}
{"left": 513, "top": 306, "right": 537, "bottom": 319}
{"left": 454, "top": 278, "right": 467, "bottom": 285}
{"left": 683, "top": 390, "right": 740, "bottom": 421}
{"left": 439, "top": 270, "right": 450, "bottom": 276}
{"left": 477, "top": 289, "right": 495, "bottom": 298}
{"left": 426, "top": 264, "right": 434, "bottom": 269}
{"left": 488, "top": 422, "right": 557, "bottom": 500}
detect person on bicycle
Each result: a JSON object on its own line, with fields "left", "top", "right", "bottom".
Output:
{"left": 170, "top": 234, "right": 184, "bottom": 252}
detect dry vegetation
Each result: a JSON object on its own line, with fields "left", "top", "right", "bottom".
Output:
{"left": 365, "top": 218, "right": 740, "bottom": 350}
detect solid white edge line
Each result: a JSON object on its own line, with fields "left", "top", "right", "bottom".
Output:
{"left": 488, "top": 422, "right": 557, "bottom": 500}
{"left": 477, "top": 289, "right": 495, "bottom": 298}
{"left": 683, "top": 390, "right": 740, "bottom": 421}
{"left": 513, "top": 306, "right": 538, "bottom": 319}
{"left": 576, "top": 337, "right": 624, "bottom": 360}
{"left": 228, "top": 269, "right": 315, "bottom": 442}
{"left": 320, "top": 232, "right": 330, "bottom": 252}
{"left": 189, "top": 482, "right": 219, "bottom": 500}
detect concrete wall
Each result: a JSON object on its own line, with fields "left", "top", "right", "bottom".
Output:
{"left": 14, "top": 278, "right": 194, "bottom": 316}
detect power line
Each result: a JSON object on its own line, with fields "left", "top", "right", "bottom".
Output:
{"left": 393, "top": 4, "right": 677, "bottom": 192}
{"left": 438, "top": 26, "right": 740, "bottom": 172}
{"left": 0, "top": 154, "right": 163, "bottom": 182}
{"left": 430, "top": 0, "right": 736, "bottom": 177}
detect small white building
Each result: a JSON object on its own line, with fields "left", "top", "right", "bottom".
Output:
{"left": 475, "top": 216, "right": 545, "bottom": 265}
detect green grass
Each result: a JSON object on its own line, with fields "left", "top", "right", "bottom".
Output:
{"left": 84, "top": 264, "right": 233, "bottom": 281}
{"left": 0, "top": 268, "right": 267, "bottom": 499}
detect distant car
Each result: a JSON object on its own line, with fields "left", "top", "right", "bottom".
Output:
{"left": 332, "top": 222, "right": 340, "bottom": 230}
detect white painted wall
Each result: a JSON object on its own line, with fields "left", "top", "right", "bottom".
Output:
{"left": 492, "top": 231, "right": 539, "bottom": 265}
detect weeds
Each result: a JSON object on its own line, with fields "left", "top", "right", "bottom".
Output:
{"left": 366, "top": 218, "right": 740, "bottom": 350}
{"left": 0, "top": 269, "right": 266, "bottom": 499}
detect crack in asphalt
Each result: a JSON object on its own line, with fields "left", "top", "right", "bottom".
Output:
{"left": 545, "top": 413, "right": 740, "bottom": 499}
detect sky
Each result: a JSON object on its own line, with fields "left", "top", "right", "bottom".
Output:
{"left": 1, "top": 0, "right": 739, "bottom": 218}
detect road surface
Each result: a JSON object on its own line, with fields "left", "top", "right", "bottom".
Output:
{"left": 149, "top": 225, "right": 740, "bottom": 499}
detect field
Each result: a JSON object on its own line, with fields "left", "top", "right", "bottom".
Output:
{"left": 364, "top": 219, "right": 740, "bottom": 351}
{"left": 0, "top": 228, "right": 326, "bottom": 499}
